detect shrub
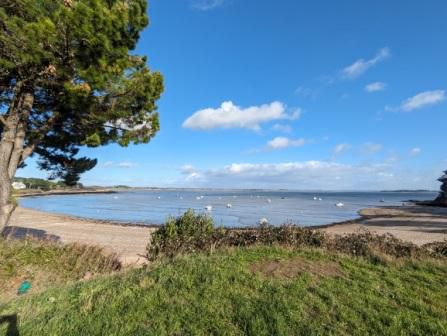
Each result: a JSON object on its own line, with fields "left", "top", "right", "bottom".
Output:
{"left": 147, "top": 210, "right": 444, "bottom": 261}
{"left": 423, "top": 240, "right": 447, "bottom": 257}
{"left": 147, "top": 209, "right": 214, "bottom": 260}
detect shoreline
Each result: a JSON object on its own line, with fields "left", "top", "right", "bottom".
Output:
{"left": 15, "top": 188, "right": 118, "bottom": 198}
{"left": 4, "top": 201, "right": 447, "bottom": 264}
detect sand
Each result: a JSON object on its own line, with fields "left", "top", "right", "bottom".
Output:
{"left": 6, "top": 207, "right": 154, "bottom": 265}
{"left": 4, "top": 205, "right": 447, "bottom": 266}
{"left": 324, "top": 205, "right": 447, "bottom": 245}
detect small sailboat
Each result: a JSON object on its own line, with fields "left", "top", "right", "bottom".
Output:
{"left": 335, "top": 202, "right": 344, "bottom": 207}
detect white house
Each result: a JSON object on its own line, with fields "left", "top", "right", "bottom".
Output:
{"left": 12, "top": 181, "right": 26, "bottom": 190}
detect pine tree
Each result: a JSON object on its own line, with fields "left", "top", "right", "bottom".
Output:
{"left": 0, "top": 0, "right": 164, "bottom": 229}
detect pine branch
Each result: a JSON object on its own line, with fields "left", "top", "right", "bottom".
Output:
{"left": 20, "top": 113, "right": 60, "bottom": 163}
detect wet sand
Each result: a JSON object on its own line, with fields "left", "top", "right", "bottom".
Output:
{"left": 324, "top": 205, "right": 447, "bottom": 245}
{"left": 4, "top": 205, "right": 447, "bottom": 266}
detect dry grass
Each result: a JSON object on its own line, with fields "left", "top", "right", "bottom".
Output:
{"left": 0, "top": 238, "right": 121, "bottom": 302}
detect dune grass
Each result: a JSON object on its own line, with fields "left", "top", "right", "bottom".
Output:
{"left": 1, "top": 245, "right": 446, "bottom": 335}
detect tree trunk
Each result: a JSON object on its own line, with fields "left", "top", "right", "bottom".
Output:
{"left": 0, "top": 91, "right": 34, "bottom": 231}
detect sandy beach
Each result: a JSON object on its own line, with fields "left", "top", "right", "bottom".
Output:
{"left": 324, "top": 205, "right": 447, "bottom": 245}
{"left": 4, "top": 204, "right": 447, "bottom": 265}
{"left": 6, "top": 207, "right": 155, "bottom": 265}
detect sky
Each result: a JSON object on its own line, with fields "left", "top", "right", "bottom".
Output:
{"left": 20, "top": 0, "right": 447, "bottom": 190}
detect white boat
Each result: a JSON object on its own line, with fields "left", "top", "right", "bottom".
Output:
{"left": 157, "top": 196, "right": 161, "bottom": 200}
{"left": 313, "top": 197, "right": 318, "bottom": 200}
{"left": 318, "top": 197, "right": 323, "bottom": 201}
{"left": 259, "top": 217, "right": 269, "bottom": 225}
{"left": 205, "top": 205, "right": 212, "bottom": 211}
{"left": 335, "top": 202, "right": 344, "bottom": 207}
{"left": 226, "top": 203, "right": 232, "bottom": 208}
{"left": 266, "top": 199, "right": 272, "bottom": 204}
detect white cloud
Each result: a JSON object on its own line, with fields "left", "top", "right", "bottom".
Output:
{"left": 334, "top": 143, "right": 352, "bottom": 155}
{"left": 362, "top": 143, "right": 383, "bottom": 154}
{"left": 267, "top": 137, "right": 306, "bottom": 150}
{"left": 400, "top": 90, "right": 445, "bottom": 112}
{"left": 365, "top": 82, "right": 386, "bottom": 93}
{"left": 183, "top": 101, "right": 300, "bottom": 131}
{"left": 410, "top": 147, "right": 422, "bottom": 156}
{"left": 117, "top": 162, "right": 134, "bottom": 168}
{"left": 105, "top": 118, "right": 152, "bottom": 131}
{"left": 180, "top": 164, "right": 196, "bottom": 174}
{"left": 191, "top": 0, "right": 225, "bottom": 10}
{"left": 102, "top": 161, "right": 135, "bottom": 168}
{"left": 178, "top": 161, "right": 401, "bottom": 190}
{"left": 179, "top": 165, "right": 202, "bottom": 181}
{"left": 342, "top": 48, "right": 390, "bottom": 79}
{"left": 295, "top": 87, "right": 318, "bottom": 99}
{"left": 272, "top": 124, "right": 292, "bottom": 134}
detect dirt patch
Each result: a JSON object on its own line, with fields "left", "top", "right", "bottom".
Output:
{"left": 249, "top": 257, "right": 343, "bottom": 279}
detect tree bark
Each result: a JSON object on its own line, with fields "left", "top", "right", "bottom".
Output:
{"left": 0, "top": 90, "right": 34, "bottom": 231}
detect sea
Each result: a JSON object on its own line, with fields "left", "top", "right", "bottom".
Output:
{"left": 19, "top": 190, "right": 437, "bottom": 227}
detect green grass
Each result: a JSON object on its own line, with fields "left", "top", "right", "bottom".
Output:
{"left": 1, "top": 246, "right": 446, "bottom": 335}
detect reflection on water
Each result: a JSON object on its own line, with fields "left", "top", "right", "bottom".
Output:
{"left": 20, "top": 190, "right": 437, "bottom": 227}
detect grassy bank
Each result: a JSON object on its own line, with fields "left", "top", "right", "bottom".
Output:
{"left": 0, "top": 238, "right": 121, "bottom": 302}
{"left": 1, "top": 245, "right": 447, "bottom": 335}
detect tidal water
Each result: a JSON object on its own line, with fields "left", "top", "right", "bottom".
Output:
{"left": 19, "top": 190, "right": 437, "bottom": 227}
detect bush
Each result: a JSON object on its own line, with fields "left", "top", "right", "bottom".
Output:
{"left": 423, "top": 240, "right": 447, "bottom": 257}
{"left": 329, "top": 231, "right": 422, "bottom": 258}
{"left": 147, "top": 210, "right": 443, "bottom": 261}
{"left": 148, "top": 209, "right": 214, "bottom": 260}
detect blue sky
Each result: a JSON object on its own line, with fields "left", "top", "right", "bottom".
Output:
{"left": 21, "top": 0, "right": 447, "bottom": 190}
